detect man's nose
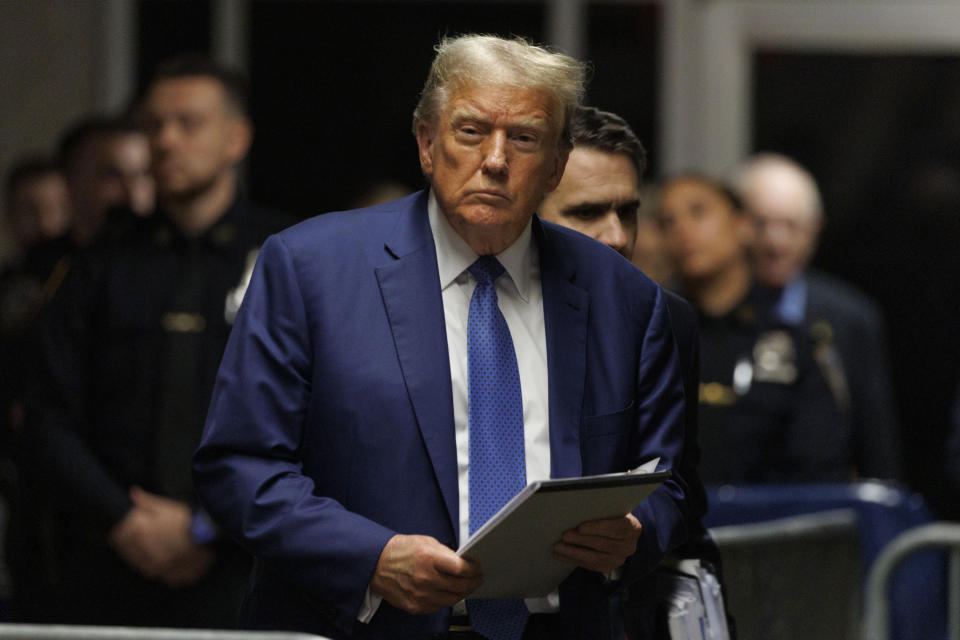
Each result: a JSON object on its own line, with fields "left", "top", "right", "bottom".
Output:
{"left": 152, "top": 121, "right": 178, "bottom": 151}
{"left": 762, "top": 219, "right": 791, "bottom": 241}
{"left": 481, "top": 131, "right": 508, "bottom": 176}
{"left": 597, "top": 211, "right": 628, "bottom": 252}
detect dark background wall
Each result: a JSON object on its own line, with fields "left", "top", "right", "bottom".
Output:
{"left": 755, "top": 53, "right": 960, "bottom": 516}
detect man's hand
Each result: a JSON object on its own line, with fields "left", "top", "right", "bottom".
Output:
{"left": 553, "top": 513, "right": 643, "bottom": 574}
{"left": 108, "top": 486, "right": 214, "bottom": 587}
{"left": 370, "top": 534, "right": 483, "bottom": 615}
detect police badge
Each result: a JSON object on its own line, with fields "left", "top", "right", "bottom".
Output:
{"left": 752, "top": 330, "right": 798, "bottom": 384}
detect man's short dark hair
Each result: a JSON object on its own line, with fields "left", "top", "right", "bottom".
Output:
{"left": 570, "top": 106, "right": 647, "bottom": 178}
{"left": 148, "top": 53, "right": 250, "bottom": 117}
{"left": 57, "top": 116, "right": 144, "bottom": 174}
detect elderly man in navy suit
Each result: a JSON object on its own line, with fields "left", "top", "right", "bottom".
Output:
{"left": 194, "top": 35, "right": 688, "bottom": 640}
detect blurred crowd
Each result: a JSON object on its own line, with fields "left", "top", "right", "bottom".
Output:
{"left": 0, "top": 49, "right": 954, "bottom": 632}
{"left": 0, "top": 54, "right": 290, "bottom": 626}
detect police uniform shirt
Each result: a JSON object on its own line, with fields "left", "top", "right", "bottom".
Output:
{"left": 694, "top": 286, "right": 852, "bottom": 485}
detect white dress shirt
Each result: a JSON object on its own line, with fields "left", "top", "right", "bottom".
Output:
{"left": 359, "top": 192, "right": 556, "bottom": 623}
{"left": 433, "top": 192, "right": 558, "bottom": 615}
{"left": 428, "top": 192, "right": 552, "bottom": 548}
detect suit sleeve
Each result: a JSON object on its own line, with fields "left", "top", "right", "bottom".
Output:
{"left": 664, "top": 293, "right": 708, "bottom": 535}
{"left": 193, "top": 235, "right": 395, "bottom": 626}
{"left": 622, "top": 286, "right": 690, "bottom": 584}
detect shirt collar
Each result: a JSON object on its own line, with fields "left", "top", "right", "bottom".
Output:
{"left": 775, "top": 274, "right": 808, "bottom": 326}
{"left": 427, "top": 190, "right": 535, "bottom": 302}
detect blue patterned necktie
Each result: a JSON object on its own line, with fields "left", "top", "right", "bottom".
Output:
{"left": 465, "top": 256, "right": 529, "bottom": 640}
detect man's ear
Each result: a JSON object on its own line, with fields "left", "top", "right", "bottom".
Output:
{"left": 416, "top": 120, "right": 436, "bottom": 177}
{"left": 226, "top": 116, "right": 253, "bottom": 165}
{"left": 544, "top": 146, "right": 570, "bottom": 193}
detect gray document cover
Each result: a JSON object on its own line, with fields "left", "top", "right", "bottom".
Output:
{"left": 458, "top": 469, "right": 670, "bottom": 599}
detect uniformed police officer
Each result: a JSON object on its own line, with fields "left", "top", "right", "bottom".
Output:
{"left": 22, "top": 55, "right": 290, "bottom": 626}
{"left": 655, "top": 173, "right": 850, "bottom": 485}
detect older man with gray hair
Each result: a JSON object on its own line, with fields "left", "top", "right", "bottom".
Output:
{"left": 194, "top": 35, "right": 688, "bottom": 640}
{"left": 736, "top": 152, "right": 901, "bottom": 480}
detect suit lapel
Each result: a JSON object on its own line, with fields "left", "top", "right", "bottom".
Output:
{"left": 375, "top": 192, "right": 460, "bottom": 539}
{"left": 535, "top": 218, "right": 588, "bottom": 479}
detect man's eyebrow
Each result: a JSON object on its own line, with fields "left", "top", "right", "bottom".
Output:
{"left": 563, "top": 201, "right": 609, "bottom": 214}
{"left": 448, "top": 107, "right": 486, "bottom": 123}
{"left": 564, "top": 198, "right": 640, "bottom": 212}
{"left": 448, "top": 108, "right": 550, "bottom": 132}
{"left": 507, "top": 114, "right": 554, "bottom": 137}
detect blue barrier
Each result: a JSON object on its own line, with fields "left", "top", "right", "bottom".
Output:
{"left": 704, "top": 482, "right": 947, "bottom": 640}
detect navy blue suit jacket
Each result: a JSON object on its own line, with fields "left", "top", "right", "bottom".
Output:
{"left": 193, "top": 191, "right": 688, "bottom": 639}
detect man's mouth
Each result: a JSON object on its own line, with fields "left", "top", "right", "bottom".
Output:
{"left": 469, "top": 189, "right": 510, "bottom": 202}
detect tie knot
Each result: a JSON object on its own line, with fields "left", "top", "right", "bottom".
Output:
{"left": 468, "top": 256, "right": 505, "bottom": 286}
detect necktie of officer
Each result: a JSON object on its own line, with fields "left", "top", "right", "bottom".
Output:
{"left": 465, "top": 256, "right": 529, "bottom": 640}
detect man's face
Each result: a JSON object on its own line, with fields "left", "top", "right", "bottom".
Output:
{"left": 100, "top": 133, "right": 155, "bottom": 217}
{"left": 65, "top": 132, "right": 156, "bottom": 240}
{"left": 539, "top": 147, "right": 638, "bottom": 258}
{"left": 9, "top": 173, "right": 71, "bottom": 247}
{"left": 743, "top": 176, "right": 820, "bottom": 288}
{"left": 141, "top": 76, "right": 250, "bottom": 201}
{"left": 656, "top": 178, "right": 752, "bottom": 281}
{"left": 416, "top": 83, "right": 567, "bottom": 255}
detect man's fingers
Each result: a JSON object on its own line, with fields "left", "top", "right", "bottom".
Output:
{"left": 129, "top": 486, "right": 147, "bottom": 504}
{"left": 434, "top": 572, "right": 483, "bottom": 598}
{"left": 561, "top": 529, "right": 637, "bottom": 557}
{"left": 371, "top": 534, "right": 484, "bottom": 615}
{"left": 553, "top": 541, "right": 621, "bottom": 574}
{"left": 575, "top": 513, "right": 642, "bottom": 537}
{"left": 433, "top": 550, "right": 482, "bottom": 579}
{"left": 552, "top": 514, "right": 644, "bottom": 574}
{"left": 160, "top": 547, "right": 215, "bottom": 588}
{"left": 129, "top": 486, "right": 164, "bottom": 512}
{"left": 131, "top": 486, "right": 184, "bottom": 515}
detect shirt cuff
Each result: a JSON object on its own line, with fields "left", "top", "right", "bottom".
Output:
{"left": 357, "top": 587, "right": 383, "bottom": 624}
{"left": 604, "top": 566, "right": 624, "bottom": 583}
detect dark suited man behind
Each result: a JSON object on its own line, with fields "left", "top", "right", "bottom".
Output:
{"left": 194, "top": 35, "right": 689, "bottom": 640}
{"left": 540, "top": 106, "right": 727, "bottom": 639}
{"left": 539, "top": 105, "right": 706, "bottom": 540}
{"left": 24, "top": 56, "right": 288, "bottom": 625}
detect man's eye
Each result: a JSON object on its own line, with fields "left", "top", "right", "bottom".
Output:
{"left": 512, "top": 133, "right": 538, "bottom": 148}
{"left": 570, "top": 207, "right": 602, "bottom": 221}
{"left": 180, "top": 115, "right": 203, "bottom": 132}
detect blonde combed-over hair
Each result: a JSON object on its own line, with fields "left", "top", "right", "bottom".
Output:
{"left": 412, "top": 34, "right": 587, "bottom": 148}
